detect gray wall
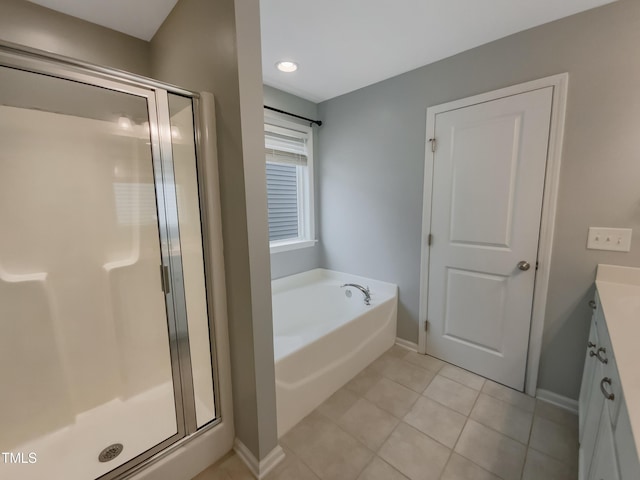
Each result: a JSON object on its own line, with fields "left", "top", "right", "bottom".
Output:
{"left": 263, "top": 85, "right": 323, "bottom": 279}
{"left": 0, "top": 0, "right": 150, "bottom": 76}
{"left": 318, "top": 0, "right": 640, "bottom": 400}
{"left": 151, "top": 0, "right": 278, "bottom": 461}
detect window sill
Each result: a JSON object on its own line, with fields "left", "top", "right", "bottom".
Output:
{"left": 270, "top": 239, "right": 317, "bottom": 254}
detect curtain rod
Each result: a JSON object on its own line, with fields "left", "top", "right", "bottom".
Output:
{"left": 264, "top": 105, "right": 323, "bottom": 127}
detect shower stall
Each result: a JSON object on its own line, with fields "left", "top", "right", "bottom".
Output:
{"left": 0, "top": 44, "right": 221, "bottom": 479}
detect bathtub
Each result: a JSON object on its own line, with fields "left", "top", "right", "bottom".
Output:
{"left": 272, "top": 268, "right": 398, "bottom": 436}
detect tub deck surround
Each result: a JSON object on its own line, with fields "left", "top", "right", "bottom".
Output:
{"left": 272, "top": 269, "right": 398, "bottom": 436}
{"left": 595, "top": 264, "right": 640, "bottom": 461}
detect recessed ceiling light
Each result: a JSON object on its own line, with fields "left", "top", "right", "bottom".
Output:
{"left": 276, "top": 61, "right": 298, "bottom": 73}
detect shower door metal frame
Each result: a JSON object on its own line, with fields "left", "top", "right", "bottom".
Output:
{"left": 0, "top": 42, "right": 221, "bottom": 480}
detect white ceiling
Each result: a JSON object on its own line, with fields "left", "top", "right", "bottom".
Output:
{"left": 26, "top": 0, "right": 178, "bottom": 41}
{"left": 260, "top": 0, "right": 616, "bottom": 102}
{"left": 26, "top": 0, "right": 616, "bottom": 103}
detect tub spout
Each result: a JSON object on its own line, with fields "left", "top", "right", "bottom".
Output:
{"left": 341, "top": 283, "right": 371, "bottom": 306}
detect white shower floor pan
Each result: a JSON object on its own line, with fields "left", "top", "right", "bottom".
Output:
{"left": 2, "top": 382, "right": 177, "bottom": 480}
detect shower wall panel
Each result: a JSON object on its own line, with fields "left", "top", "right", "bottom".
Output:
{"left": 0, "top": 106, "right": 175, "bottom": 451}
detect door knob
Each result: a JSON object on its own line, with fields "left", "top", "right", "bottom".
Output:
{"left": 517, "top": 261, "right": 531, "bottom": 271}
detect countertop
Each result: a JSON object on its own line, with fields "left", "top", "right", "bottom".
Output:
{"left": 595, "top": 264, "right": 640, "bottom": 459}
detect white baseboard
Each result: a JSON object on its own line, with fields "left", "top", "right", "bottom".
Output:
{"left": 536, "top": 388, "right": 579, "bottom": 415}
{"left": 233, "top": 438, "right": 285, "bottom": 479}
{"left": 395, "top": 337, "right": 418, "bottom": 352}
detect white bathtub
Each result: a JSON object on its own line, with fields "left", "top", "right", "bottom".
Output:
{"left": 272, "top": 268, "right": 398, "bottom": 436}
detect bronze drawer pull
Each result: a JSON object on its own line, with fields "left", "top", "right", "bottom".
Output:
{"left": 600, "top": 377, "right": 615, "bottom": 401}
{"left": 595, "top": 347, "right": 608, "bottom": 364}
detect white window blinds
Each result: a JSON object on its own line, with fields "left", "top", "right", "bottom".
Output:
{"left": 265, "top": 130, "right": 308, "bottom": 166}
{"left": 265, "top": 128, "right": 308, "bottom": 242}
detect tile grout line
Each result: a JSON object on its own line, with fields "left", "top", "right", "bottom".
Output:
{"left": 368, "top": 364, "right": 448, "bottom": 478}
{"left": 312, "top": 378, "right": 407, "bottom": 479}
{"left": 282, "top": 401, "right": 366, "bottom": 479}
{"left": 382, "top": 366, "right": 481, "bottom": 479}
{"left": 344, "top": 359, "right": 456, "bottom": 478}
{"left": 419, "top": 379, "right": 481, "bottom": 416}
{"left": 351, "top": 451, "right": 374, "bottom": 480}
{"left": 213, "top": 348, "right": 577, "bottom": 480}
{"left": 375, "top": 455, "right": 412, "bottom": 480}
{"left": 282, "top": 349, "right": 575, "bottom": 480}
{"left": 275, "top": 447, "right": 320, "bottom": 480}
{"left": 479, "top": 380, "right": 538, "bottom": 413}
{"left": 341, "top": 371, "right": 438, "bottom": 479}
{"left": 403, "top": 351, "right": 490, "bottom": 395}
{"left": 398, "top": 353, "right": 533, "bottom": 479}
{"left": 280, "top": 428, "right": 339, "bottom": 480}
{"left": 437, "top": 381, "right": 510, "bottom": 480}
{"left": 377, "top": 355, "right": 442, "bottom": 394}
{"left": 526, "top": 443, "right": 578, "bottom": 472}
{"left": 387, "top": 353, "right": 546, "bottom": 478}
{"left": 519, "top": 406, "right": 539, "bottom": 480}
{"left": 527, "top": 414, "right": 580, "bottom": 470}
{"left": 468, "top": 395, "right": 536, "bottom": 446}
{"left": 438, "top": 364, "right": 487, "bottom": 390}
{"left": 436, "top": 435, "right": 458, "bottom": 480}
{"left": 400, "top": 351, "right": 445, "bottom": 376}
{"left": 423, "top": 362, "right": 547, "bottom": 480}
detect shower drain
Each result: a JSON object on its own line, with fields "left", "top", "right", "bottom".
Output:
{"left": 98, "top": 443, "right": 124, "bottom": 463}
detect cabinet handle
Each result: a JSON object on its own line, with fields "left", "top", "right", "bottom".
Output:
{"left": 600, "top": 377, "right": 615, "bottom": 401}
{"left": 588, "top": 300, "right": 597, "bottom": 310}
{"left": 595, "top": 347, "right": 608, "bottom": 364}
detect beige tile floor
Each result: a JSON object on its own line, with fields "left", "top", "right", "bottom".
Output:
{"left": 194, "top": 345, "right": 578, "bottom": 480}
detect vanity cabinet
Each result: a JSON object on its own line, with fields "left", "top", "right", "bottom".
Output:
{"left": 590, "top": 405, "right": 620, "bottom": 480}
{"left": 578, "top": 305, "right": 599, "bottom": 439}
{"left": 579, "top": 284, "right": 640, "bottom": 480}
{"left": 579, "top": 298, "right": 605, "bottom": 477}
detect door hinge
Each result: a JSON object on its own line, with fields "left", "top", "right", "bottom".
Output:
{"left": 428, "top": 233, "right": 433, "bottom": 246}
{"left": 424, "top": 320, "right": 429, "bottom": 332}
{"left": 535, "top": 261, "right": 539, "bottom": 271}
{"left": 160, "top": 265, "right": 170, "bottom": 294}
{"left": 429, "top": 138, "right": 437, "bottom": 153}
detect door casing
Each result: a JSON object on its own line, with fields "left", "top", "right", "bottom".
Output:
{"left": 418, "top": 73, "right": 569, "bottom": 396}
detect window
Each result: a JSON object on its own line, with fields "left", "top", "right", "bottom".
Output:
{"left": 264, "top": 118, "right": 315, "bottom": 253}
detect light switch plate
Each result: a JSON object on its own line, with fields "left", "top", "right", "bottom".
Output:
{"left": 587, "top": 227, "right": 632, "bottom": 252}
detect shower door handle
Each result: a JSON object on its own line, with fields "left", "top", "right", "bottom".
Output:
{"left": 160, "top": 265, "right": 171, "bottom": 294}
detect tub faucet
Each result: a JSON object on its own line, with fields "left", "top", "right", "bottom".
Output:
{"left": 341, "top": 283, "right": 371, "bottom": 306}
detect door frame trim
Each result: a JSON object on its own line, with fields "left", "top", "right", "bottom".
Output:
{"left": 418, "top": 73, "right": 569, "bottom": 396}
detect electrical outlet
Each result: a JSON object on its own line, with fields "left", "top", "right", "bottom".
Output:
{"left": 587, "top": 227, "right": 632, "bottom": 252}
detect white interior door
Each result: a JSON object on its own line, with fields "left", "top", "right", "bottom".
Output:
{"left": 426, "top": 87, "right": 553, "bottom": 390}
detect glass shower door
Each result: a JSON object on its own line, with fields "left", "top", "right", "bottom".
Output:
{"left": 0, "top": 65, "right": 183, "bottom": 479}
